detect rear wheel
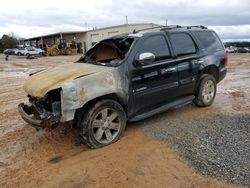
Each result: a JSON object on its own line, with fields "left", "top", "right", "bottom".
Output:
{"left": 17, "top": 52, "right": 21, "bottom": 56}
{"left": 193, "top": 74, "right": 217, "bottom": 107}
{"left": 78, "top": 100, "right": 126, "bottom": 148}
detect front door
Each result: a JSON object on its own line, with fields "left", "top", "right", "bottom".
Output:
{"left": 128, "top": 34, "right": 179, "bottom": 118}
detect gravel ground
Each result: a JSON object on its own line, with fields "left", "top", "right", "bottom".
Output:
{"left": 138, "top": 109, "right": 250, "bottom": 186}
{"left": 136, "top": 53, "right": 250, "bottom": 187}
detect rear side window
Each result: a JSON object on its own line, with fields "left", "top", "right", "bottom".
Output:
{"left": 195, "top": 31, "right": 224, "bottom": 53}
{"left": 138, "top": 35, "right": 171, "bottom": 61}
{"left": 170, "top": 33, "right": 196, "bottom": 56}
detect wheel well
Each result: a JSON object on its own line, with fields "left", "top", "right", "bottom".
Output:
{"left": 201, "top": 66, "right": 219, "bottom": 82}
{"left": 77, "top": 93, "right": 127, "bottom": 116}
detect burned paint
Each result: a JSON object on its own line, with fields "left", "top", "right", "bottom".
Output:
{"left": 106, "top": 72, "right": 115, "bottom": 85}
{"left": 55, "top": 66, "right": 124, "bottom": 121}
{"left": 23, "top": 63, "right": 106, "bottom": 97}
{"left": 79, "top": 88, "right": 87, "bottom": 103}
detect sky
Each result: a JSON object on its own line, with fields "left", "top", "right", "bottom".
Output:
{"left": 0, "top": 0, "right": 250, "bottom": 40}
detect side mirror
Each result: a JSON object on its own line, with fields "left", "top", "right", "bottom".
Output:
{"left": 134, "top": 52, "right": 155, "bottom": 66}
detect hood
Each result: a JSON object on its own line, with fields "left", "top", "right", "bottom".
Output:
{"left": 24, "top": 63, "right": 106, "bottom": 97}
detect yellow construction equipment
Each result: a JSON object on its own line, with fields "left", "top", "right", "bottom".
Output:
{"left": 46, "top": 39, "right": 78, "bottom": 56}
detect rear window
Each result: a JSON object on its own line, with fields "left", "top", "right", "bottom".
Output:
{"left": 195, "top": 31, "right": 224, "bottom": 53}
{"left": 170, "top": 33, "right": 196, "bottom": 56}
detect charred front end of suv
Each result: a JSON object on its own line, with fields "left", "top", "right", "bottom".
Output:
{"left": 17, "top": 61, "right": 126, "bottom": 130}
{"left": 18, "top": 89, "right": 62, "bottom": 129}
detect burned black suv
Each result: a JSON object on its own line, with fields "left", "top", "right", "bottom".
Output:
{"left": 18, "top": 25, "right": 227, "bottom": 148}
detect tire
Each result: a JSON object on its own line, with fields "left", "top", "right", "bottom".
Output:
{"left": 39, "top": 52, "right": 43, "bottom": 56}
{"left": 51, "top": 49, "right": 59, "bottom": 56}
{"left": 17, "top": 52, "right": 21, "bottom": 56}
{"left": 193, "top": 74, "right": 217, "bottom": 107}
{"left": 65, "top": 49, "right": 72, "bottom": 55}
{"left": 78, "top": 100, "right": 127, "bottom": 148}
{"left": 26, "top": 53, "right": 30, "bottom": 57}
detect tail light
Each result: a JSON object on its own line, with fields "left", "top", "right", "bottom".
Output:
{"left": 225, "top": 50, "right": 229, "bottom": 66}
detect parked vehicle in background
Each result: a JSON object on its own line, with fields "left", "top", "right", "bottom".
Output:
{"left": 3, "top": 49, "right": 16, "bottom": 55}
{"left": 226, "top": 47, "right": 236, "bottom": 53}
{"left": 18, "top": 25, "right": 227, "bottom": 148}
{"left": 246, "top": 47, "right": 250, "bottom": 52}
{"left": 24, "top": 47, "right": 45, "bottom": 56}
{"left": 236, "top": 48, "right": 249, "bottom": 53}
{"left": 14, "top": 48, "right": 26, "bottom": 56}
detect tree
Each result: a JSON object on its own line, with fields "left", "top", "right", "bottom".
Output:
{"left": 0, "top": 34, "right": 19, "bottom": 52}
{"left": 0, "top": 41, "right": 3, "bottom": 52}
{"left": 224, "top": 41, "right": 250, "bottom": 48}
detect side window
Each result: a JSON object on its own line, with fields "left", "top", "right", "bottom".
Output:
{"left": 170, "top": 33, "right": 196, "bottom": 56}
{"left": 138, "top": 35, "right": 171, "bottom": 62}
{"left": 195, "top": 31, "right": 224, "bottom": 53}
{"left": 27, "top": 47, "right": 34, "bottom": 51}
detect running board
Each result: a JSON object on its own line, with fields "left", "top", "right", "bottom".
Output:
{"left": 129, "top": 95, "right": 195, "bottom": 122}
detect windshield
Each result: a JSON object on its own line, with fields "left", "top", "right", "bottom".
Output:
{"left": 77, "top": 37, "right": 134, "bottom": 66}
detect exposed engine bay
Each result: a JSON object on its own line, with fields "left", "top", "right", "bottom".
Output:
{"left": 18, "top": 89, "right": 62, "bottom": 129}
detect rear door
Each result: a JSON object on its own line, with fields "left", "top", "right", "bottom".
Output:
{"left": 193, "top": 30, "right": 226, "bottom": 72}
{"left": 128, "top": 34, "right": 179, "bottom": 117}
{"left": 168, "top": 32, "right": 200, "bottom": 97}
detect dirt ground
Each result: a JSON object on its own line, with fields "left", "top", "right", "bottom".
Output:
{"left": 0, "top": 53, "right": 249, "bottom": 188}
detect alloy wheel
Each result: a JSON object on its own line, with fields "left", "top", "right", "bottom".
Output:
{"left": 202, "top": 80, "right": 215, "bottom": 104}
{"left": 92, "top": 108, "right": 121, "bottom": 144}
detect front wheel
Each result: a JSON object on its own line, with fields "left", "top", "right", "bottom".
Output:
{"left": 65, "top": 48, "right": 72, "bottom": 55}
{"left": 78, "top": 100, "right": 127, "bottom": 148}
{"left": 193, "top": 74, "right": 217, "bottom": 107}
{"left": 51, "top": 49, "right": 59, "bottom": 56}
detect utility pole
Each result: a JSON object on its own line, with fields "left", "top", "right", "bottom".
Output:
{"left": 125, "top": 16, "right": 128, "bottom": 33}
{"left": 166, "top": 18, "right": 168, "bottom": 26}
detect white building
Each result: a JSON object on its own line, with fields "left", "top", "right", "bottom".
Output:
{"left": 22, "top": 23, "right": 160, "bottom": 54}
{"left": 85, "top": 23, "right": 160, "bottom": 49}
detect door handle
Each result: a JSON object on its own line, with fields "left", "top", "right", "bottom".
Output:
{"left": 161, "top": 67, "right": 177, "bottom": 74}
{"left": 193, "top": 59, "right": 204, "bottom": 64}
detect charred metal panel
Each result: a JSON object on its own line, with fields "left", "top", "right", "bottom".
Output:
{"left": 59, "top": 67, "right": 126, "bottom": 121}
{"left": 23, "top": 63, "right": 105, "bottom": 97}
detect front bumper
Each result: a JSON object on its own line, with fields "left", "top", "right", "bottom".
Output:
{"left": 18, "top": 103, "right": 59, "bottom": 129}
{"left": 18, "top": 103, "right": 45, "bottom": 129}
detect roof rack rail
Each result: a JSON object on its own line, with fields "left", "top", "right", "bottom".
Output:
{"left": 186, "top": 25, "right": 207, "bottom": 29}
{"left": 160, "top": 25, "right": 183, "bottom": 30}
{"left": 134, "top": 26, "right": 165, "bottom": 33}
{"left": 161, "top": 25, "right": 207, "bottom": 30}
{"left": 134, "top": 25, "right": 207, "bottom": 33}
{"left": 135, "top": 25, "right": 184, "bottom": 33}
